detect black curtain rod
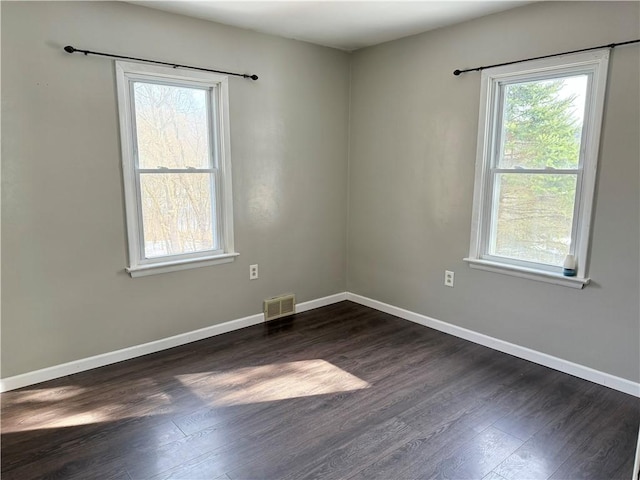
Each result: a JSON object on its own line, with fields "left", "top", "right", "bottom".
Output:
{"left": 453, "top": 38, "right": 640, "bottom": 76}
{"left": 63, "top": 45, "right": 258, "bottom": 80}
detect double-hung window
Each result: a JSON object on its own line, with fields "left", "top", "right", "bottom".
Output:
{"left": 465, "top": 50, "right": 609, "bottom": 288}
{"left": 116, "top": 61, "right": 237, "bottom": 277}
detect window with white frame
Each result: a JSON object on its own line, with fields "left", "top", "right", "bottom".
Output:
{"left": 115, "top": 61, "right": 237, "bottom": 277}
{"left": 465, "top": 50, "right": 610, "bottom": 288}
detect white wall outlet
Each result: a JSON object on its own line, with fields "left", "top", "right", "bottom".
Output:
{"left": 444, "top": 270, "right": 454, "bottom": 287}
{"left": 250, "top": 264, "right": 259, "bottom": 280}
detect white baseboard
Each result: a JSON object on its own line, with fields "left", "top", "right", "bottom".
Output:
{"left": 0, "top": 292, "right": 347, "bottom": 392}
{"left": 347, "top": 293, "right": 640, "bottom": 398}
{"left": 633, "top": 429, "right": 640, "bottom": 480}
{"left": 297, "top": 292, "right": 347, "bottom": 313}
{"left": 3, "top": 291, "right": 637, "bottom": 398}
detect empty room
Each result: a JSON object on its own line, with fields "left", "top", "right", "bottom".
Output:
{"left": 2, "top": 1, "right": 639, "bottom": 479}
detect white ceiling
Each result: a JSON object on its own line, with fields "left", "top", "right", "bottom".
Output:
{"left": 128, "top": 1, "right": 531, "bottom": 51}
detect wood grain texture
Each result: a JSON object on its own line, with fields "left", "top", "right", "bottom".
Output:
{"left": 2, "top": 301, "right": 638, "bottom": 480}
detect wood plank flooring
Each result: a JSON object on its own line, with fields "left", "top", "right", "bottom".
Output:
{"left": 2, "top": 301, "right": 638, "bottom": 479}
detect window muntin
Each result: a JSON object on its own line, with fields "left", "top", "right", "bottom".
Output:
{"left": 466, "top": 50, "right": 609, "bottom": 285}
{"left": 116, "top": 62, "right": 236, "bottom": 276}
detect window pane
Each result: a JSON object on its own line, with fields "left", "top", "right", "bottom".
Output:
{"left": 498, "top": 75, "right": 588, "bottom": 169}
{"left": 133, "top": 82, "right": 211, "bottom": 169}
{"left": 140, "top": 173, "right": 216, "bottom": 258}
{"left": 489, "top": 173, "right": 577, "bottom": 266}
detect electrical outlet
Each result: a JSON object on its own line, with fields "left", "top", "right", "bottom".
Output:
{"left": 444, "top": 270, "right": 454, "bottom": 287}
{"left": 250, "top": 264, "right": 259, "bottom": 280}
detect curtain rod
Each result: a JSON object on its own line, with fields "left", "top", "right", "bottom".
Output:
{"left": 63, "top": 45, "right": 258, "bottom": 81}
{"left": 453, "top": 38, "right": 640, "bottom": 76}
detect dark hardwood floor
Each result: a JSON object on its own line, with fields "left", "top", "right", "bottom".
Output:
{"left": 2, "top": 301, "right": 638, "bottom": 479}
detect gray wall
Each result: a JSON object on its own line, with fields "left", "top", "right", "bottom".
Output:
{"left": 1, "top": 1, "right": 350, "bottom": 377}
{"left": 348, "top": 1, "right": 640, "bottom": 382}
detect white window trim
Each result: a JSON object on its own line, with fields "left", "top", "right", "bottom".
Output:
{"left": 465, "top": 50, "right": 610, "bottom": 288}
{"left": 464, "top": 258, "right": 589, "bottom": 289}
{"left": 115, "top": 61, "right": 237, "bottom": 277}
{"left": 125, "top": 253, "right": 240, "bottom": 278}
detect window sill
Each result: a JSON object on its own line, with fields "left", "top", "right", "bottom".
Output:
{"left": 463, "top": 258, "right": 590, "bottom": 289}
{"left": 126, "top": 252, "right": 239, "bottom": 278}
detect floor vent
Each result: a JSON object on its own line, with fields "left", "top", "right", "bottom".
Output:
{"left": 264, "top": 294, "right": 296, "bottom": 322}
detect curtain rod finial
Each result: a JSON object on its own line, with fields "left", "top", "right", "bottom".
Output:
{"left": 453, "top": 69, "right": 462, "bottom": 76}
{"left": 64, "top": 46, "right": 75, "bottom": 53}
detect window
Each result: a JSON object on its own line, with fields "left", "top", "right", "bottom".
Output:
{"left": 465, "top": 50, "right": 610, "bottom": 288}
{"left": 115, "top": 61, "right": 237, "bottom": 277}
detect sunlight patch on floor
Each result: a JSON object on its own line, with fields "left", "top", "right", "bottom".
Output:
{"left": 2, "top": 380, "right": 170, "bottom": 433}
{"left": 1, "top": 360, "right": 369, "bottom": 432}
{"left": 7, "top": 385, "right": 86, "bottom": 403}
{"left": 176, "top": 359, "right": 370, "bottom": 406}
